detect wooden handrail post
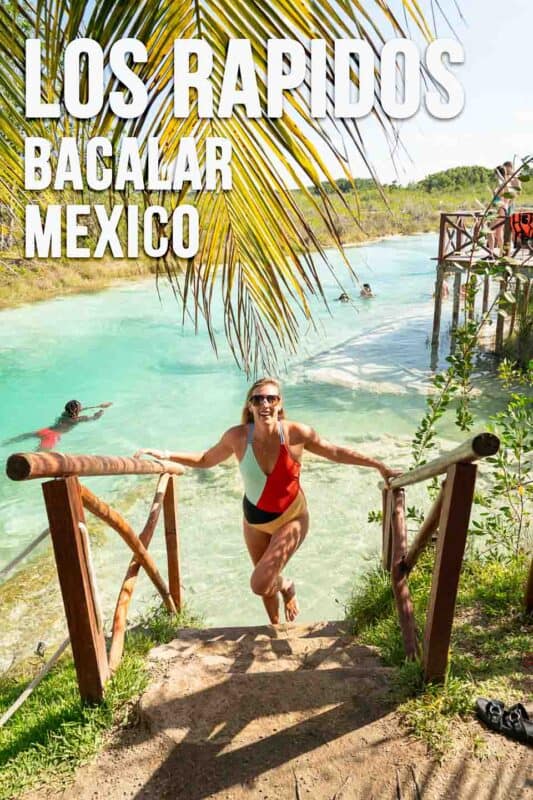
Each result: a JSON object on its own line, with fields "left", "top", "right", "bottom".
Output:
{"left": 42, "top": 477, "right": 109, "bottom": 703}
{"left": 423, "top": 462, "right": 477, "bottom": 683}
{"left": 164, "top": 475, "right": 182, "bottom": 611}
{"left": 391, "top": 489, "right": 418, "bottom": 659}
{"left": 525, "top": 556, "right": 533, "bottom": 615}
{"left": 381, "top": 488, "right": 393, "bottom": 571}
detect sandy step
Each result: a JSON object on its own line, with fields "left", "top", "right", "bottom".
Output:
{"left": 149, "top": 635, "right": 383, "bottom": 673}
{"left": 140, "top": 622, "right": 392, "bottom": 749}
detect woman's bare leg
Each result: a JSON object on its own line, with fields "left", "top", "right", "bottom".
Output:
{"left": 249, "top": 511, "right": 309, "bottom": 622}
{"left": 243, "top": 521, "right": 281, "bottom": 623}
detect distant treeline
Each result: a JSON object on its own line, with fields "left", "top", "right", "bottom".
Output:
{"left": 311, "top": 165, "right": 495, "bottom": 195}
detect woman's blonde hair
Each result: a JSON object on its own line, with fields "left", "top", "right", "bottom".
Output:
{"left": 241, "top": 377, "right": 284, "bottom": 424}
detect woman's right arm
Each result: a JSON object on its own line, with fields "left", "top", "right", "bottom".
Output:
{"left": 134, "top": 429, "right": 236, "bottom": 469}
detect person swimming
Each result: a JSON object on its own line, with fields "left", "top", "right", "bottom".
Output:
{"left": 3, "top": 400, "right": 112, "bottom": 451}
{"left": 134, "top": 377, "right": 398, "bottom": 624}
{"left": 336, "top": 292, "right": 350, "bottom": 303}
{"left": 360, "top": 283, "right": 374, "bottom": 298}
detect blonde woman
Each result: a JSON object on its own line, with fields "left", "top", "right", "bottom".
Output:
{"left": 135, "top": 378, "right": 398, "bottom": 624}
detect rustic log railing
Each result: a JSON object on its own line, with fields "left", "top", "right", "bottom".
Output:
{"left": 5, "top": 443, "right": 532, "bottom": 703}
{"left": 381, "top": 433, "right": 503, "bottom": 683}
{"left": 5, "top": 452, "right": 185, "bottom": 703}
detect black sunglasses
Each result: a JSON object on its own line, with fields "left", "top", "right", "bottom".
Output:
{"left": 250, "top": 394, "right": 280, "bottom": 406}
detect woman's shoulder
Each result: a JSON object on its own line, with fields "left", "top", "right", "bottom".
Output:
{"left": 224, "top": 423, "right": 247, "bottom": 440}
{"left": 284, "top": 419, "right": 313, "bottom": 443}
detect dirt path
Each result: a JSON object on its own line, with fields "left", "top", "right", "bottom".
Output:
{"left": 27, "top": 622, "right": 532, "bottom": 799}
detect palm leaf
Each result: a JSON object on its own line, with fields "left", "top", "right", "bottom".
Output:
{"left": 0, "top": 0, "right": 448, "bottom": 373}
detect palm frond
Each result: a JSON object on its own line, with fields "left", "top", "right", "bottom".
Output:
{"left": 0, "top": 0, "right": 448, "bottom": 373}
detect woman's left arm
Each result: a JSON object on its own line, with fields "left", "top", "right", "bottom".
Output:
{"left": 299, "top": 424, "right": 399, "bottom": 481}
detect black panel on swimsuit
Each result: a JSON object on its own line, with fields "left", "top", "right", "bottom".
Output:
{"left": 242, "top": 495, "right": 282, "bottom": 525}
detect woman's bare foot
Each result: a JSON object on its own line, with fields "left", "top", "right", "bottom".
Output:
{"left": 281, "top": 580, "right": 299, "bottom": 622}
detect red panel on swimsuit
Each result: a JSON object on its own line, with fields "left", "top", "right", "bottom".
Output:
{"left": 256, "top": 440, "right": 301, "bottom": 514}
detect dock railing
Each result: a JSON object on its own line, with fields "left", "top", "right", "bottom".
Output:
{"left": 380, "top": 433, "right": 516, "bottom": 682}
{"left": 5, "top": 452, "right": 185, "bottom": 703}
{"left": 4, "top": 442, "right": 532, "bottom": 704}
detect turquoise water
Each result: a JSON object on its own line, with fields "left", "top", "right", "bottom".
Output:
{"left": 0, "top": 234, "right": 463, "bottom": 665}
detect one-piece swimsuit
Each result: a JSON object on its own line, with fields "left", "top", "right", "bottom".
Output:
{"left": 239, "top": 422, "right": 305, "bottom": 534}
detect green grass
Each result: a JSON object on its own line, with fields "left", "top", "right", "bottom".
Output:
{"left": 0, "top": 604, "right": 201, "bottom": 800}
{"left": 345, "top": 551, "right": 532, "bottom": 757}
{"left": 0, "top": 257, "right": 157, "bottom": 310}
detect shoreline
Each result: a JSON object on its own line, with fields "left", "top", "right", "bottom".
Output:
{"left": 0, "top": 230, "right": 435, "bottom": 313}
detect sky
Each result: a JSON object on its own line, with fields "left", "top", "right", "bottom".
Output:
{"left": 345, "top": 0, "right": 532, "bottom": 183}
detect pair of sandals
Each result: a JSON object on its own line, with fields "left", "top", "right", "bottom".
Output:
{"left": 476, "top": 698, "right": 533, "bottom": 745}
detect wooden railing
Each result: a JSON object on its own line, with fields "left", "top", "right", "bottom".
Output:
{"left": 431, "top": 210, "right": 533, "bottom": 366}
{"left": 381, "top": 433, "right": 504, "bottom": 683}
{"left": 436, "top": 208, "right": 533, "bottom": 265}
{"left": 5, "top": 443, "right": 532, "bottom": 702}
{"left": 6, "top": 452, "right": 185, "bottom": 703}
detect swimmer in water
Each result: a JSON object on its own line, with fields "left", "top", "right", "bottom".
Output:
{"left": 3, "top": 400, "right": 112, "bottom": 451}
{"left": 336, "top": 292, "right": 350, "bottom": 303}
{"left": 360, "top": 283, "right": 374, "bottom": 298}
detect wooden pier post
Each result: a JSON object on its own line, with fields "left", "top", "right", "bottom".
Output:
{"left": 495, "top": 277, "right": 508, "bottom": 354}
{"left": 431, "top": 266, "right": 445, "bottom": 369}
{"left": 422, "top": 463, "right": 477, "bottom": 683}
{"left": 451, "top": 271, "right": 461, "bottom": 333}
{"left": 482, "top": 274, "right": 490, "bottom": 314}
{"left": 503, "top": 215, "right": 512, "bottom": 257}
{"left": 467, "top": 275, "right": 477, "bottom": 322}
{"left": 42, "top": 477, "right": 109, "bottom": 703}
{"left": 431, "top": 215, "right": 448, "bottom": 369}
{"left": 509, "top": 279, "right": 519, "bottom": 337}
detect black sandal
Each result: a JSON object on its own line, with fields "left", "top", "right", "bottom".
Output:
{"left": 475, "top": 697, "right": 505, "bottom": 732}
{"left": 501, "top": 703, "right": 533, "bottom": 745}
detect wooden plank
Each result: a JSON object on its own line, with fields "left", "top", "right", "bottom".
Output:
{"left": 164, "top": 475, "right": 182, "bottom": 611}
{"left": 391, "top": 489, "right": 418, "bottom": 659}
{"left": 42, "top": 477, "right": 109, "bottom": 703}
{"left": 80, "top": 483, "right": 176, "bottom": 614}
{"left": 381, "top": 488, "right": 392, "bottom": 571}
{"left": 404, "top": 483, "right": 445, "bottom": 573}
{"left": 109, "top": 474, "right": 169, "bottom": 672}
{"left": 423, "top": 463, "right": 477, "bottom": 683}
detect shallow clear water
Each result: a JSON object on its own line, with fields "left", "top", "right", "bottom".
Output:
{"left": 0, "top": 234, "right": 468, "bottom": 666}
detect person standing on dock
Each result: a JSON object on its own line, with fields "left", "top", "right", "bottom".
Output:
{"left": 488, "top": 162, "right": 522, "bottom": 255}
{"left": 2, "top": 400, "right": 113, "bottom": 451}
{"left": 135, "top": 377, "right": 398, "bottom": 625}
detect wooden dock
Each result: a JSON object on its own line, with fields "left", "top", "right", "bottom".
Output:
{"left": 430, "top": 210, "right": 533, "bottom": 367}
